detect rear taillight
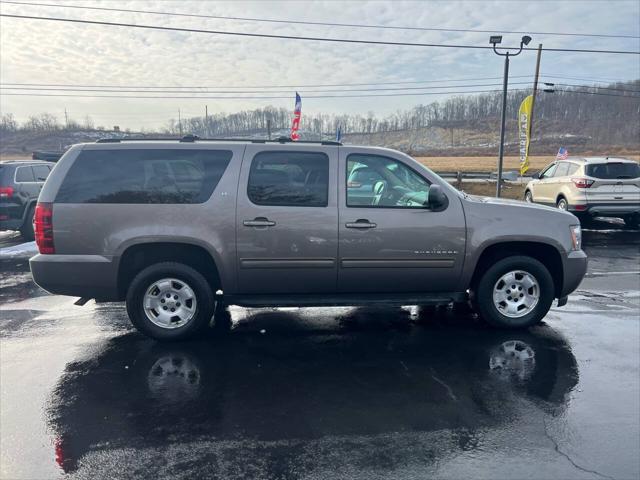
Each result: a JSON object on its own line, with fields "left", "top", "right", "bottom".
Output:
{"left": 34, "top": 202, "right": 55, "bottom": 254}
{"left": 0, "top": 186, "right": 13, "bottom": 198}
{"left": 571, "top": 178, "right": 595, "bottom": 189}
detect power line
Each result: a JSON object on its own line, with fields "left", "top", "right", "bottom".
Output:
{"left": 2, "top": 0, "right": 637, "bottom": 40}
{"left": 0, "top": 75, "right": 535, "bottom": 90}
{"left": 542, "top": 74, "right": 638, "bottom": 84}
{"left": 1, "top": 13, "right": 638, "bottom": 55}
{"left": 2, "top": 75, "right": 636, "bottom": 91}
{"left": 547, "top": 89, "right": 640, "bottom": 98}
{"left": 4, "top": 87, "right": 638, "bottom": 100}
{"left": 0, "top": 88, "right": 529, "bottom": 99}
{"left": 0, "top": 81, "right": 535, "bottom": 94}
{"left": 551, "top": 83, "right": 640, "bottom": 93}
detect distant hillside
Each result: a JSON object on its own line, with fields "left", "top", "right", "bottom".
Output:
{"left": 1, "top": 81, "right": 638, "bottom": 157}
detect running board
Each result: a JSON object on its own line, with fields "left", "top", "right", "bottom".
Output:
{"left": 225, "top": 292, "right": 467, "bottom": 308}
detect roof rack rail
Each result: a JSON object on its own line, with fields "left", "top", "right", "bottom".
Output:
{"left": 95, "top": 135, "right": 342, "bottom": 146}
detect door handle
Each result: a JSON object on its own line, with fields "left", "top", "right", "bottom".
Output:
{"left": 243, "top": 217, "right": 276, "bottom": 227}
{"left": 345, "top": 219, "right": 377, "bottom": 229}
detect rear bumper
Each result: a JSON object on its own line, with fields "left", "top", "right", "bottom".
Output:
{"left": 0, "top": 219, "right": 23, "bottom": 231}
{"left": 559, "top": 250, "right": 588, "bottom": 298}
{"left": 574, "top": 203, "right": 640, "bottom": 217}
{"left": 0, "top": 204, "right": 25, "bottom": 230}
{"left": 30, "top": 254, "right": 120, "bottom": 300}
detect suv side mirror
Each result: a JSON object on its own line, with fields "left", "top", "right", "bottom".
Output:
{"left": 427, "top": 184, "right": 448, "bottom": 211}
{"left": 531, "top": 171, "right": 540, "bottom": 179}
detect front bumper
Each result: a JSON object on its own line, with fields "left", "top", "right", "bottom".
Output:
{"left": 30, "top": 254, "right": 120, "bottom": 300}
{"left": 559, "top": 249, "right": 588, "bottom": 298}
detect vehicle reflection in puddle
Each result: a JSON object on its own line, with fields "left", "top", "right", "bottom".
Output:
{"left": 47, "top": 306, "right": 579, "bottom": 475}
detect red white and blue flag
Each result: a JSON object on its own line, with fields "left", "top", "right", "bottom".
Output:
{"left": 556, "top": 147, "right": 568, "bottom": 160}
{"left": 290, "top": 92, "right": 302, "bottom": 141}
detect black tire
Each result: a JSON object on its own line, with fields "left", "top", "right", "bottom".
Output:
{"left": 126, "top": 262, "right": 215, "bottom": 341}
{"left": 474, "top": 256, "right": 554, "bottom": 329}
{"left": 20, "top": 205, "right": 35, "bottom": 241}
{"left": 624, "top": 214, "right": 639, "bottom": 229}
{"left": 524, "top": 190, "right": 533, "bottom": 203}
{"left": 556, "top": 196, "right": 568, "bottom": 211}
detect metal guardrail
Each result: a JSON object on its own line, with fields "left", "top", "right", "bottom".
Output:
{"left": 437, "top": 170, "right": 532, "bottom": 182}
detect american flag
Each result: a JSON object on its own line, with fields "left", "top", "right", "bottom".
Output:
{"left": 290, "top": 92, "right": 302, "bottom": 141}
{"left": 556, "top": 147, "right": 568, "bottom": 160}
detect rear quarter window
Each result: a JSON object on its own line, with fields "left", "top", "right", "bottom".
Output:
{"left": 56, "top": 149, "right": 232, "bottom": 204}
{"left": 15, "top": 166, "right": 35, "bottom": 182}
{"left": 585, "top": 162, "right": 640, "bottom": 179}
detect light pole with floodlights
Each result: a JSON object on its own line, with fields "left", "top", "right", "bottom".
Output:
{"left": 490, "top": 34, "right": 532, "bottom": 197}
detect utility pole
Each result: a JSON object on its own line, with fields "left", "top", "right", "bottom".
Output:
{"left": 64, "top": 108, "right": 69, "bottom": 128}
{"left": 528, "top": 44, "right": 543, "bottom": 156}
{"left": 205, "top": 105, "right": 208, "bottom": 136}
{"left": 267, "top": 119, "right": 272, "bottom": 140}
{"left": 490, "top": 34, "right": 532, "bottom": 198}
{"left": 178, "top": 108, "right": 182, "bottom": 135}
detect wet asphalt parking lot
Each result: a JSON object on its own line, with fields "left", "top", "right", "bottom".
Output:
{"left": 1, "top": 222, "right": 639, "bottom": 480}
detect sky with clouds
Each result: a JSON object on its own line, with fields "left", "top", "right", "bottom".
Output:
{"left": 0, "top": 0, "right": 639, "bottom": 130}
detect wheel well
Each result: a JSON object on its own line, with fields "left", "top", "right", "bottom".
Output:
{"left": 556, "top": 194, "right": 566, "bottom": 204}
{"left": 470, "top": 242, "right": 563, "bottom": 297}
{"left": 117, "top": 243, "right": 221, "bottom": 299}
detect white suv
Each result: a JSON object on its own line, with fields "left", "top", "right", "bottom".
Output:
{"left": 524, "top": 157, "right": 640, "bottom": 227}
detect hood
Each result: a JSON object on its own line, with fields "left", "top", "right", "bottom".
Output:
{"left": 465, "top": 194, "right": 560, "bottom": 212}
{"left": 463, "top": 194, "right": 578, "bottom": 222}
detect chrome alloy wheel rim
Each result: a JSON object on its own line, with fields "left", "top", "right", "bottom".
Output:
{"left": 143, "top": 278, "right": 197, "bottom": 329}
{"left": 493, "top": 270, "right": 540, "bottom": 318}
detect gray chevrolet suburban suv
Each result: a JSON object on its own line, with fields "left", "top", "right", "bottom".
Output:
{"left": 30, "top": 138, "right": 587, "bottom": 341}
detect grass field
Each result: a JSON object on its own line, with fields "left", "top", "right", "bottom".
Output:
{"left": 416, "top": 154, "right": 640, "bottom": 172}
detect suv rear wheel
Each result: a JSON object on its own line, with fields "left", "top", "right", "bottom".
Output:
{"left": 126, "top": 262, "right": 215, "bottom": 341}
{"left": 556, "top": 197, "right": 568, "bottom": 211}
{"left": 474, "top": 256, "right": 554, "bottom": 328}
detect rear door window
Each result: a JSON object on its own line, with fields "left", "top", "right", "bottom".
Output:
{"left": 554, "top": 162, "right": 570, "bottom": 177}
{"left": 567, "top": 163, "right": 580, "bottom": 175}
{"left": 32, "top": 165, "right": 51, "bottom": 182}
{"left": 247, "top": 151, "right": 329, "bottom": 207}
{"left": 15, "top": 166, "right": 35, "bottom": 182}
{"left": 56, "top": 149, "right": 232, "bottom": 204}
{"left": 585, "top": 162, "right": 640, "bottom": 179}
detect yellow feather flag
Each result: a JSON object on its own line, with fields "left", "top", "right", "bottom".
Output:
{"left": 518, "top": 95, "right": 533, "bottom": 176}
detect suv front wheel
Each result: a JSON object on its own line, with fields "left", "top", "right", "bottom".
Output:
{"left": 474, "top": 256, "right": 554, "bottom": 328}
{"left": 126, "top": 262, "right": 215, "bottom": 341}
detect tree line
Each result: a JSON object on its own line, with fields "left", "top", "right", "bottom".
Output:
{"left": 2, "top": 81, "right": 638, "bottom": 145}
{"left": 158, "top": 81, "right": 640, "bottom": 145}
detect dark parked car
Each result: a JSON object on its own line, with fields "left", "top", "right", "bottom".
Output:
{"left": 0, "top": 160, "right": 55, "bottom": 239}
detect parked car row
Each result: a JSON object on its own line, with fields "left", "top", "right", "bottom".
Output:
{"left": 0, "top": 160, "right": 56, "bottom": 240}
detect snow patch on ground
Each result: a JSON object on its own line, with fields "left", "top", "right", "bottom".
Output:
{"left": 0, "top": 241, "right": 37, "bottom": 258}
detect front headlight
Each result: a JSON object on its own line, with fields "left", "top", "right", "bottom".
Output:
{"left": 570, "top": 225, "right": 582, "bottom": 251}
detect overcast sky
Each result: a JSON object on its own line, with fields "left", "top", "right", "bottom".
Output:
{"left": 1, "top": 0, "right": 639, "bottom": 131}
